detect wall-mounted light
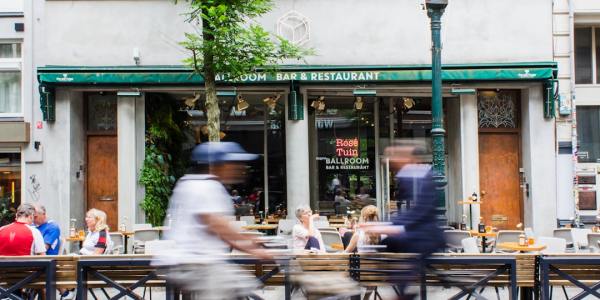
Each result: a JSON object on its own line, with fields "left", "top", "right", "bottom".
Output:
{"left": 354, "top": 96, "right": 364, "bottom": 110}
{"left": 263, "top": 93, "right": 281, "bottom": 110}
{"left": 451, "top": 88, "right": 476, "bottom": 95}
{"left": 311, "top": 96, "right": 325, "bottom": 111}
{"left": 402, "top": 97, "right": 415, "bottom": 110}
{"left": 236, "top": 94, "right": 249, "bottom": 111}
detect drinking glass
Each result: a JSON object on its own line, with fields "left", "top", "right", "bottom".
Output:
{"left": 78, "top": 230, "right": 85, "bottom": 239}
{"left": 528, "top": 237, "right": 535, "bottom": 245}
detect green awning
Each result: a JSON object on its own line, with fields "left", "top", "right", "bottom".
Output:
{"left": 37, "top": 62, "right": 557, "bottom": 86}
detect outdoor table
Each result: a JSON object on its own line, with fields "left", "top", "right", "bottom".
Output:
{"left": 469, "top": 230, "right": 497, "bottom": 253}
{"left": 118, "top": 231, "right": 134, "bottom": 254}
{"left": 242, "top": 224, "right": 278, "bottom": 235}
{"left": 328, "top": 224, "right": 348, "bottom": 229}
{"left": 66, "top": 236, "right": 85, "bottom": 249}
{"left": 330, "top": 243, "right": 344, "bottom": 251}
{"left": 497, "top": 242, "right": 546, "bottom": 253}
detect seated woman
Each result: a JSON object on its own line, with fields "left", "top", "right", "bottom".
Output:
{"left": 292, "top": 205, "right": 325, "bottom": 253}
{"left": 80, "top": 208, "right": 112, "bottom": 255}
{"left": 344, "top": 205, "right": 381, "bottom": 253}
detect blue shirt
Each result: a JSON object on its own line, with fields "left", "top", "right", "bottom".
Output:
{"left": 37, "top": 221, "right": 61, "bottom": 255}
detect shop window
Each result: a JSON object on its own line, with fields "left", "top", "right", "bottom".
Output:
{"left": 0, "top": 42, "right": 21, "bottom": 116}
{"left": 180, "top": 92, "right": 287, "bottom": 216}
{"left": 0, "top": 152, "right": 20, "bottom": 226}
{"left": 311, "top": 96, "right": 376, "bottom": 215}
{"left": 577, "top": 106, "right": 600, "bottom": 163}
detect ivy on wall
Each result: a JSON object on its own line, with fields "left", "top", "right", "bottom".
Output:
{"left": 139, "top": 94, "right": 186, "bottom": 226}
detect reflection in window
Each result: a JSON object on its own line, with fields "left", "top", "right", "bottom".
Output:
{"left": 0, "top": 72, "right": 20, "bottom": 114}
{"left": 312, "top": 96, "right": 376, "bottom": 215}
{"left": 575, "top": 27, "right": 593, "bottom": 84}
{"left": 577, "top": 106, "right": 600, "bottom": 163}
{"left": 180, "top": 92, "right": 287, "bottom": 216}
{"left": 0, "top": 152, "right": 20, "bottom": 226}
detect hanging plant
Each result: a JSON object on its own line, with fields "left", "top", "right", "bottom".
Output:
{"left": 139, "top": 94, "right": 186, "bottom": 226}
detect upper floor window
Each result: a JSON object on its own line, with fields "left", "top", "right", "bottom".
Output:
{"left": 0, "top": 42, "right": 21, "bottom": 116}
{"left": 575, "top": 26, "right": 600, "bottom": 84}
{"left": 0, "top": 0, "right": 24, "bottom": 14}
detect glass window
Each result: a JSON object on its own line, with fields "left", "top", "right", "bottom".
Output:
{"left": 577, "top": 106, "right": 600, "bottom": 163}
{"left": 0, "top": 44, "right": 20, "bottom": 58}
{"left": 311, "top": 96, "right": 376, "bottom": 215}
{"left": 0, "top": 152, "right": 20, "bottom": 226}
{"left": 575, "top": 27, "right": 593, "bottom": 84}
{"left": 0, "top": 72, "right": 20, "bottom": 114}
{"left": 180, "top": 92, "right": 287, "bottom": 217}
{"left": 87, "top": 94, "right": 117, "bottom": 132}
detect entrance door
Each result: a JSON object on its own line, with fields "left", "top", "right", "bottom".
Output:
{"left": 477, "top": 90, "right": 521, "bottom": 230}
{"left": 86, "top": 94, "right": 118, "bottom": 230}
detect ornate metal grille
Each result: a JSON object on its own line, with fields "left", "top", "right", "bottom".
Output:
{"left": 478, "top": 92, "right": 517, "bottom": 128}
{"left": 87, "top": 94, "right": 117, "bottom": 132}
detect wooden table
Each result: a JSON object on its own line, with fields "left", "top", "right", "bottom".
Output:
{"left": 330, "top": 243, "right": 344, "bottom": 251}
{"left": 469, "top": 230, "right": 497, "bottom": 253}
{"left": 242, "top": 224, "right": 279, "bottom": 235}
{"left": 328, "top": 224, "right": 348, "bottom": 229}
{"left": 66, "top": 236, "right": 85, "bottom": 249}
{"left": 118, "top": 231, "right": 134, "bottom": 254}
{"left": 497, "top": 242, "right": 546, "bottom": 253}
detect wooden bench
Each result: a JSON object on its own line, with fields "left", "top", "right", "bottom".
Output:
{"left": 539, "top": 253, "right": 600, "bottom": 299}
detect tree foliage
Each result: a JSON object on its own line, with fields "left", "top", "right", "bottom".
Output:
{"left": 179, "top": 0, "right": 312, "bottom": 141}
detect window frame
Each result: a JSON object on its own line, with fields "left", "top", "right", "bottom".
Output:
{"left": 0, "top": 40, "right": 22, "bottom": 118}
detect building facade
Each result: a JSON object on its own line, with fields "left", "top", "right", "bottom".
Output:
{"left": 25, "top": 0, "right": 561, "bottom": 235}
{"left": 553, "top": 0, "right": 600, "bottom": 225}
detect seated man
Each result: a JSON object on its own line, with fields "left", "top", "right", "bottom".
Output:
{"left": 0, "top": 203, "right": 46, "bottom": 256}
{"left": 33, "top": 204, "right": 61, "bottom": 255}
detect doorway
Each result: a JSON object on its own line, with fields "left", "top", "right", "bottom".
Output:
{"left": 86, "top": 94, "right": 118, "bottom": 230}
{"left": 477, "top": 90, "right": 522, "bottom": 230}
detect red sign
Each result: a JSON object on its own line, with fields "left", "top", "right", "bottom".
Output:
{"left": 335, "top": 138, "right": 358, "bottom": 157}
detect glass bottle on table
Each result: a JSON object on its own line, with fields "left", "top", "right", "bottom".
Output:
{"left": 478, "top": 217, "right": 486, "bottom": 233}
{"left": 69, "top": 218, "right": 77, "bottom": 238}
{"left": 460, "top": 215, "right": 467, "bottom": 231}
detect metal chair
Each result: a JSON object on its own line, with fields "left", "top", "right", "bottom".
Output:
{"left": 240, "top": 215, "right": 256, "bottom": 225}
{"left": 277, "top": 219, "right": 297, "bottom": 236}
{"left": 320, "top": 230, "right": 343, "bottom": 253}
{"left": 538, "top": 237, "right": 567, "bottom": 254}
{"left": 493, "top": 230, "right": 523, "bottom": 253}
{"left": 443, "top": 230, "right": 470, "bottom": 252}
{"left": 461, "top": 237, "right": 480, "bottom": 254}
{"left": 132, "top": 229, "right": 160, "bottom": 254}
{"left": 587, "top": 233, "right": 600, "bottom": 253}
{"left": 571, "top": 228, "right": 591, "bottom": 250}
{"left": 314, "top": 220, "right": 330, "bottom": 229}
{"left": 108, "top": 232, "right": 125, "bottom": 254}
{"left": 553, "top": 228, "right": 574, "bottom": 250}
{"left": 132, "top": 223, "right": 152, "bottom": 231}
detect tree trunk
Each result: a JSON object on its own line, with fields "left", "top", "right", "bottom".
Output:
{"left": 202, "top": 18, "right": 220, "bottom": 142}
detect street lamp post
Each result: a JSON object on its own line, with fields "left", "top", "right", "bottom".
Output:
{"left": 426, "top": 0, "right": 448, "bottom": 220}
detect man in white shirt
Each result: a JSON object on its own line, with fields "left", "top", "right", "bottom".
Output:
{"left": 160, "top": 142, "right": 270, "bottom": 299}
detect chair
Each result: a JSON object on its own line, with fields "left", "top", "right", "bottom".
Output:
{"left": 132, "top": 223, "right": 152, "bottom": 231}
{"left": 493, "top": 230, "right": 524, "bottom": 253}
{"left": 553, "top": 228, "right": 574, "bottom": 248}
{"left": 314, "top": 220, "right": 330, "bottom": 229}
{"left": 132, "top": 229, "right": 160, "bottom": 254}
{"left": 443, "top": 230, "right": 470, "bottom": 252}
{"left": 461, "top": 237, "right": 480, "bottom": 254}
{"left": 587, "top": 233, "right": 600, "bottom": 253}
{"left": 240, "top": 216, "right": 256, "bottom": 225}
{"left": 144, "top": 240, "right": 176, "bottom": 255}
{"left": 320, "top": 230, "right": 343, "bottom": 253}
{"left": 58, "top": 237, "right": 68, "bottom": 255}
{"left": 109, "top": 232, "right": 125, "bottom": 254}
{"left": 538, "top": 237, "right": 567, "bottom": 254}
{"left": 223, "top": 215, "right": 237, "bottom": 222}
{"left": 277, "top": 219, "right": 297, "bottom": 236}
{"left": 571, "top": 228, "right": 591, "bottom": 250}
{"left": 317, "top": 216, "right": 328, "bottom": 222}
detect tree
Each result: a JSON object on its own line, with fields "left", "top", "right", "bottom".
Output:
{"left": 180, "top": 0, "right": 311, "bottom": 141}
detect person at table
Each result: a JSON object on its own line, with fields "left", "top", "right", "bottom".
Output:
{"left": 33, "top": 203, "right": 61, "bottom": 255}
{"left": 80, "top": 208, "right": 112, "bottom": 255}
{"left": 157, "top": 142, "right": 271, "bottom": 299}
{"left": 344, "top": 205, "right": 380, "bottom": 253}
{"left": 292, "top": 205, "right": 325, "bottom": 253}
{"left": 0, "top": 203, "right": 46, "bottom": 256}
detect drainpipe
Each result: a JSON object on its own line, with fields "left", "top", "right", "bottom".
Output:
{"left": 567, "top": 0, "right": 579, "bottom": 222}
